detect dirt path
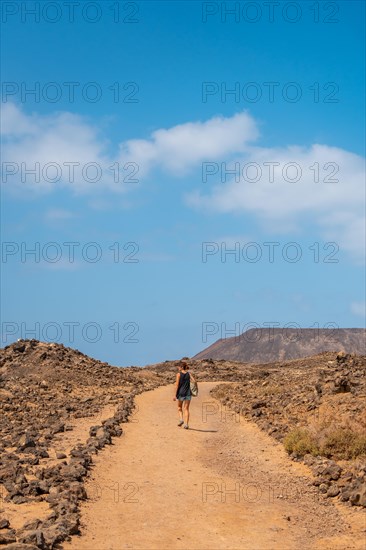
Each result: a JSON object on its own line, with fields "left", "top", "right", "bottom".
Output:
{"left": 64, "top": 383, "right": 366, "bottom": 550}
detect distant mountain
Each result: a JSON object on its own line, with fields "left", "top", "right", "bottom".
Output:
{"left": 193, "top": 328, "right": 366, "bottom": 363}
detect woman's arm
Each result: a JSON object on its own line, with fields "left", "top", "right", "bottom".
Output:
{"left": 173, "top": 372, "right": 180, "bottom": 400}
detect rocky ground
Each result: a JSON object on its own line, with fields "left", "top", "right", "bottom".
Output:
{"left": 0, "top": 340, "right": 167, "bottom": 549}
{"left": 208, "top": 352, "right": 366, "bottom": 510}
{"left": 0, "top": 340, "right": 365, "bottom": 549}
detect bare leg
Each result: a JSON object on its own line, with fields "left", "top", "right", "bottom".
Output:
{"left": 177, "top": 400, "right": 183, "bottom": 422}
{"left": 183, "top": 400, "right": 191, "bottom": 426}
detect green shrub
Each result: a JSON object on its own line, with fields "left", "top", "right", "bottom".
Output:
{"left": 284, "top": 427, "right": 366, "bottom": 460}
{"left": 284, "top": 428, "right": 319, "bottom": 456}
{"left": 321, "top": 429, "right": 366, "bottom": 460}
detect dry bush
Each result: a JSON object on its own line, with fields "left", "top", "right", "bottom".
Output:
{"left": 284, "top": 428, "right": 320, "bottom": 456}
{"left": 284, "top": 416, "right": 366, "bottom": 460}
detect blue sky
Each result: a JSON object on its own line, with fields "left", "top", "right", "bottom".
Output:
{"left": 1, "top": 0, "right": 365, "bottom": 365}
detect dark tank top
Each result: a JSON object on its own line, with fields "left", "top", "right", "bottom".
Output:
{"left": 176, "top": 371, "right": 191, "bottom": 398}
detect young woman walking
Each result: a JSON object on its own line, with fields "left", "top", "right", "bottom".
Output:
{"left": 173, "top": 361, "right": 197, "bottom": 429}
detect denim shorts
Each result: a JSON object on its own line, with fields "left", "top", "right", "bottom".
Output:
{"left": 177, "top": 395, "right": 191, "bottom": 401}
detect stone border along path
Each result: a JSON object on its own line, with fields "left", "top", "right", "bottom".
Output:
{"left": 2, "top": 401, "right": 126, "bottom": 529}
{"left": 2, "top": 391, "right": 143, "bottom": 549}
{"left": 59, "top": 382, "right": 366, "bottom": 550}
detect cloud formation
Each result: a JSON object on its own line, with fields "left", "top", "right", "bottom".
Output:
{"left": 1, "top": 104, "right": 258, "bottom": 191}
{"left": 119, "top": 111, "right": 258, "bottom": 175}
{"left": 1, "top": 104, "right": 364, "bottom": 262}
{"left": 1, "top": 103, "right": 111, "bottom": 192}
{"left": 186, "top": 142, "right": 365, "bottom": 262}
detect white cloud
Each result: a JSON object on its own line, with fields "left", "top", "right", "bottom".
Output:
{"left": 1, "top": 104, "right": 365, "bottom": 262}
{"left": 351, "top": 301, "right": 366, "bottom": 317}
{"left": 187, "top": 144, "right": 364, "bottom": 215}
{"left": 186, "top": 143, "right": 365, "bottom": 262}
{"left": 1, "top": 104, "right": 258, "bottom": 191}
{"left": 1, "top": 103, "right": 114, "bottom": 193}
{"left": 1, "top": 102, "right": 39, "bottom": 135}
{"left": 119, "top": 111, "right": 258, "bottom": 175}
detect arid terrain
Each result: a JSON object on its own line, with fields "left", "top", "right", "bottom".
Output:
{"left": 194, "top": 328, "right": 366, "bottom": 363}
{"left": 0, "top": 339, "right": 365, "bottom": 549}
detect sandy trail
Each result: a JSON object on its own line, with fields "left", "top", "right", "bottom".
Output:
{"left": 64, "top": 382, "right": 365, "bottom": 550}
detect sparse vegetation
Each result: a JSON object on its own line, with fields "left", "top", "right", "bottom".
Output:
{"left": 210, "top": 351, "right": 366, "bottom": 507}
{"left": 321, "top": 428, "right": 366, "bottom": 460}
{"left": 284, "top": 426, "right": 366, "bottom": 460}
{"left": 284, "top": 428, "right": 320, "bottom": 456}
{"left": 261, "top": 383, "right": 284, "bottom": 395}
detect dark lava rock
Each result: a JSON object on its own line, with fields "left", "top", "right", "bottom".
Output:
{"left": 13, "top": 342, "right": 26, "bottom": 353}
{"left": 17, "top": 434, "right": 36, "bottom": 452}
{"left": 0, "top": 518, "right": 10, "bottom": 529}
{"left": 56, "top": 452, "right": 67, "bottom": 459}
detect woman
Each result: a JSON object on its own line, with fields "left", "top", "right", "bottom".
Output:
{"left": 173, "top": 361, "right": 196, "bottom": 429}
